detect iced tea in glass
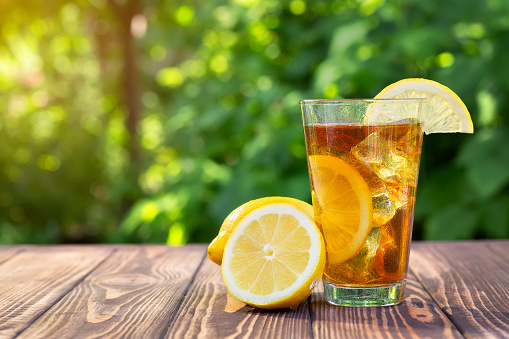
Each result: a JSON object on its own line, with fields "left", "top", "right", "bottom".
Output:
{"left": 301, "top": 99, "right": 424, "bottom": 306}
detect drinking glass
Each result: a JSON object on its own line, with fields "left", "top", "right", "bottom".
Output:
{"left": 301, "top": 98, "right": 424, "bottom": 307}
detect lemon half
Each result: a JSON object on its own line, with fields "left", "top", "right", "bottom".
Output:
{"left": 221, "top": 201, "right": 325, "bottom": 310}
{"left": 208, "top": 197, "right": 314, "bottom": 265}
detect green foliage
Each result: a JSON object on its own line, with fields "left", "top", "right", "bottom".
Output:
{"left": 1, "top": 0, "right": 509, "bottom": 244}
{"left": 0, "top": 1, "right": 124, "bottom": 243}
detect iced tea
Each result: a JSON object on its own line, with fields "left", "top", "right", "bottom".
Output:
{"left": 305, "top": 122, "right": 423, "bottom": 289}
{"left": 301, "top": 98, "right": 424, "bottom": 306}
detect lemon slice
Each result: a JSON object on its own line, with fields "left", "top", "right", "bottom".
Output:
{"left": 221, "top": 201, "right": 325, "bottom": 310}
{"left": 208, "top": 197, "right": 314, "bottom": 265}
{"left": 367, "top": 78, "right": 473, "bottom": 135}
{"left": 308, "top": 155, "right": 373, "bottom": 265}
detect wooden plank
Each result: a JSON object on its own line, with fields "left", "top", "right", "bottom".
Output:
{"left": 0, "top": 246, "right": 23, "bottom": 265}
{"left": 0, "top": 245, "right": 113, "bottom": 338}
{"left": 164, "top": 254, "right": 314, "bottom": 339}
{"left": 410, "top": 241, "right": 509, "bottom": 339}
{"left": 18, "top": 245, "right": 206, "bottom": 339}
{"left": 486, "top": 240, "right": 509, "bottom": 260}
{"left": 309, "top": 269, "right": 463, "bottom": 339}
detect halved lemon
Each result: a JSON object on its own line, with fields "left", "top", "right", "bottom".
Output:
{"left": 221, "top": 201, "right": 325, "bottom": 310}
{"left": 367, "top": 78, "right": 473, "bottom": 135}
{"left": 208, "top": 197, "right": 314, "bottom": 265}
{"left": 308, "top": 155, "right": 373, "bottom": 265}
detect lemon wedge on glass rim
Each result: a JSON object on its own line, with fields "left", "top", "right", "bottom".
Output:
{"left": 365, "top": 78, "right": 474, "bottom": 134}
{"left": 219, "top": 197, "right": 325, "bottom": 310}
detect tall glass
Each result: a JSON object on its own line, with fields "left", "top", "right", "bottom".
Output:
{"left": 300, "top": 99, "right": 424, "bottom": 307}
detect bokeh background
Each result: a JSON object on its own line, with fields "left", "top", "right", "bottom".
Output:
{"left": 1, "top": 0, "right": 508, "bottom": 245}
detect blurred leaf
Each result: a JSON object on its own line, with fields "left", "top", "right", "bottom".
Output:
{"left": 457, "top": 128, "right": 509, "bottom": 198}
{"left": 329, "top": 20, "right": 370, "bottom": 57}
{"left": 424, "top": 205, "right": 478, "bottom": 240}
{"left": 482, "top": 195, "right": 509, "bottom": 238}
{"left": 393, "top": 26, "right": 451, "bottom": 60}
{"left": 414, "top": 166, "right": 468, "bottom": 220}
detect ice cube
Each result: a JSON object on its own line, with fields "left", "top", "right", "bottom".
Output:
{"left": 372, "top": 192, "right": 396, "bottom": 226}
{"left": 352, "top": 132, "right": 419, "bottom": 186}
{"left": 330, "top": 226, "right": 382, "bottom": 284}
{"left": 372, "top": 208, "right": 411, "bottom": 281}
{"left": 337, "top": 153, "right": 397, "bottom": 226}
{"left": 352, "top": 130, "right": 420, "bottom": 214}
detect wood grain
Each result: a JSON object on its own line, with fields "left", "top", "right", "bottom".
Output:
{"left": 486, "top": 240, "right": 509, "bottom": 260}
{"left": 164, "top": 254, "right": 314, "bottom": 339}
{"left": 18, "top": 245, "right": 206, "bottom": 339}
{"left": 0, "top": 246, "right": 23, "bottom": 265}
{"left": 309, "top": 269, "right": 463, "bottom": 339}
{"left": 0, "top": 242, "right": 507, "bottom": 338}
{"left": 0, "top": 245, "right": 113, "bottom": 338}
{"left": 410, "top": 241, "right": 509, "bottom": 339}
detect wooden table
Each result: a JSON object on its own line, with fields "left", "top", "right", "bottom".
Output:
{"left": 0, "top": 241, "right": 507, "bottom": 338}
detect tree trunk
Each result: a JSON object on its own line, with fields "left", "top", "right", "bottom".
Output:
{"left": 110, "top": 0, "right": 142, "bottom": 174}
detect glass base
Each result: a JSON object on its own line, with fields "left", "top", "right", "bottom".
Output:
{"left": 323, "top": 279, "right": 406, "bottom": 307}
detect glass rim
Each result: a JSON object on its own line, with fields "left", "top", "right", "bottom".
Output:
{"left": 299, "top": 98, "right": 425, "bottom": 105}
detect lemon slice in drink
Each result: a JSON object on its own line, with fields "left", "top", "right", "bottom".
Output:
{"left": 208, "top": 197, "right": 315, "bottom": 265}
{"left": 221, "top": 200, "right": 325, "bottom": 310}
{"left": 366, "top": 78, "right": 474, "bottom": 134}
{"left": 308, "top": 155, "right": 373, "bottom": 265}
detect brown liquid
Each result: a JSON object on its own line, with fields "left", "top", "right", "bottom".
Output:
{"left": 304, "top": 122, "right": 423, "bottom": 286}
